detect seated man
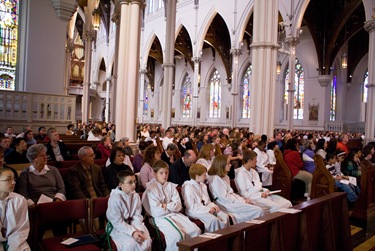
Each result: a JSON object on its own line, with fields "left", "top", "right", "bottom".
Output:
{"left": 4, "top": 127, "right": 16, "bottom": 138}
{"left": 45, "top": 127, "right": 71, "bottom": 161}
{"left": 161, "top": 143, "right": 178, "bottom": 166}
{"left": 68, "top": 146, "right": 109, "bottom": 199}
{"left": 0, "top": 136, "right": 13, "bottom": 157}
{"left": 4, "top": 138, "right": 29, "bottom": 164}
{"left": 34, "top": 126, "right": 47, "bottom": 141}
{"left": 169, "top": 149, "right": 196, "bottom": 186}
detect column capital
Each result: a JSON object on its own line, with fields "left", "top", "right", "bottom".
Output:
{"left": 318, "top": 74, "right": 332, "bottom": 87}
{"left": 111, "top": 11, "right": 121, "bottom": 25}
{"left": 106, "top": 77, "right": 112, "bottom": 82}
{"left": 118, "top": 0, "right": 146, "bottom": 8}
{"left": 364, "top": 20, "right": 375, "bottom": 33}
{"left": 191, "top": 56, "right": 202, "bottom": 63}
{"left": 230, "top": 48, "right": 242, "bottom": 56}
{"left": 83, "top": 29, "right": 96, "bottom": 42}
{"left": 285, "top": 37, "right": 299, "bottom": 47}
{"left": 139, "top": 68, "right": 148, "bottom": 74}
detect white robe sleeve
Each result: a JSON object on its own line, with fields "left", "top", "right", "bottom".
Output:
{"left": 235, "top": 169, "right": 262, "bottom": 200}
{"left": 131, "top": 194, "right": 144, "bottom": 228}
{"left": 182, "top": 183, "right": 210, "bottom": 215}
{"left": 255, "top": 150, "right": 271, "bottom": 173}
{"left": 6, "top": 195, "right": 30, "bottom": 251}
{"left": 165, "top": 184, "right": 183, "bottom": 213}
{"left": 106, "top": 193, "right": 136, "bottom": 237}
{"left": 209, "top": 176, "right": 245, "bottom": 204}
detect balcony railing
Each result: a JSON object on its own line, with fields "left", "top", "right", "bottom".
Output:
{"left": 325, "top": 121, "right": 365, "bottom": 133}
{"left": 0, "top": 90, "right": 76, "bottom": 123}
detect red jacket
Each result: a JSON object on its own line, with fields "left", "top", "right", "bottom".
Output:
{"left": 283, "top": 149, "right": 304, "bottom": 178}
{"left": 97, "top": 143, "right": 111, "bottom": 160}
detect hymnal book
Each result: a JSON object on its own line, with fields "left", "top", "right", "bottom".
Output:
{"left": 61, "top": 234, "right": 99, "bottom": 247}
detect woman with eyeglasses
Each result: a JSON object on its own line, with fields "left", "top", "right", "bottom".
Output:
{"left": 0, "top": 146, "right": 19, "bottom": 193}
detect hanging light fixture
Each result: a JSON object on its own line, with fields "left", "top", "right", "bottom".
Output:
{"left": 276, "top": 61, "right": 282, "bottom": 74}
{"left": 92, "top": 8, "right": 101, "bottom": 30}
{"left": 341, "top": 53, "right": 347, "bottom": 69}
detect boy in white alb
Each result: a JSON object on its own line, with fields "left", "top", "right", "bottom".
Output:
{"left": 235, "top": 150, "right": 291, "bottom": 213}
{"left": 182, "top": 164, "right": 229, "bottom": 232}
{"left": 0, "top": 167, "right": 30, "bottom": 251}
{"left": 142, "top": 160, "right": 201, "bottom": 251}
{"left": 106, "top": 170, "right": 151, "bottom": 251}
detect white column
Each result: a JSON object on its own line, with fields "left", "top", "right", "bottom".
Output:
{"left": 105, "top": 77, "right": 111, "bottom": 123}
{"left": 111, "top": 11, "right": 121, "bottom": 123}
{"left": 250, "top": 0, "right": 279, "bottom": 136}
{"left": 230, "top": 48, "right": 241, "bottom": 128}
{"left": 115, "top": 0, "right": 145, "bottom": 141}
{"left": 191, "top": 56, "right": 201, "bottom": 126}
{"left": 285, "top": 37, "right": 298, "bottom": 131}
{"left": 364, "top": 20, "right": 375, "bottom": 143}
{"left": 139, "top": 67, "right": 147, "bottom": 124}
{"left": 82, "top": 30, "right": 95, "bottom": 124}
{"left": 161, "top": 0, "right": 177, "bottom": 129}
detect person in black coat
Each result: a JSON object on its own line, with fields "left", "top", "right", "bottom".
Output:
{"left": 104, "top": 147, "right": 132, "bottom": 190}
{"left": 168, "top": 149, "right": 197, "bottom": 186}
{"left": 161, "top": 143, "right": 178, "bottom": 166}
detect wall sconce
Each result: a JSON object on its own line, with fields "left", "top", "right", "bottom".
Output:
{"left": 276, "top": 61, "right": 282, "bottom": 74}
{"left": 92, "top": 8, "right": 101, "bottom": 30}
{"left": 341, "top": 53, "right": 347, "bottom": 69}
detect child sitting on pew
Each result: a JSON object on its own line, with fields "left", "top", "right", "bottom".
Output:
{"left": 235, "top": 150, "right": 292, "bottom": 213}
{"left": 181, "top": 163, "right": 230, "bottom": 232}
{"left": 142, "top": 160, "right": 201, "bottom": 251}
{"left": 106, "top": 170, "right": 151, "bottom": 251}
{"left": 207, "top": 154, "right": 265, "bottom": 224}
{"left": 326, "top": 151, "right": 359, "bottom": 203}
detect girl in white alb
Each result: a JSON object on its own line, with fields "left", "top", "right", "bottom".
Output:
{"left": 235, "top": 150, "right": 292, "bottom": 213}
{"left": 182, "top": 164, "right": 229, "bottom": 232}
{"left": 142, "top": 160, "right": 201, "bottom": 251}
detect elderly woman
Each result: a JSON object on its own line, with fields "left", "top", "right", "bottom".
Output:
{"left": 104, "top": 147, "right": 132, "bottom": 190}
{"left": 18, "top": 144, "right": 66, "bottom": 207}
{"left": 97, "top": 135, "right": 112, "bottom": 160}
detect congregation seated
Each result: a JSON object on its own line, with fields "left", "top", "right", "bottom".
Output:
{"left": 169, "top": 149, "right": 197, "bottom": 186}
{"left": 87, "top": 128, "right": 103, "bottom": 141}
{"left": 132, "top": 141, "right": 149, "bottom": 173}
{"left": 65, "top": 123, "right": 75, "bottom": 135}
{"left": 45, "top": 127, "right": 71, "bottom": 161}
{"left": 68, "top": 146, "right": 109, "bottom": 199}
{"left": 16, "top": 125, "right": 32, "bottom": 139}
{"left": 0, "top": 136, "right": 13, "bottom": 157}
{"left": 4, "top": 126, "right": 16, "bottom": 138}
{"left": 97, "top": 135, "right": 112, "bottom": 160}
{"left": 139, "top": 145, "right": 161, "bottom": 190}
{"left": 4, "top": 138, "right": 29, "bottom": 164}
{"left": 160, "top": 143, "right": 178, "bottom": 167}
{"left": 34, "top": 126, "right": 47, "bottom": 142}
{"left": 104, "top": 147, "right": 132, "bottom": 190}
{"left": 253, "top": 140, "right": 273, "bottom": 187}
{"left": 195, "top": 143, "right": 215, "bottom": 171}
{"left": 315, "top": 138, "right": 327, "bottom": 160}
{"left": 119, "top": 137, "right": 134, "bottom": 158}
{"left": 105, "top": 141, "right": 134, "bottom": 171}
{"left": 0, "top": 146, "right": 19, "bottom": 192}
{"left": 341, "top": 148, "right": 362, "bottom": 185}
{"left": 18, "top": 144, "right": 66, "bottom": 206}
{"left": 301, "top": 139, "right": 316, "bottom": 174}
{"left": 23, "top": 129, "right": 36, "bottom": 147}
{"left": 283, "top": 138, "right": 312, "bottom": 199}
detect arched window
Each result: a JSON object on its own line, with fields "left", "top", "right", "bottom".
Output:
{"left": 241, "top": 64, "right": 252, "bottom": 118}
{"left": 209, "top": 69, "right": 221, "bottom": 118}
{"left": 0, "top": 0, "right": 18, "bottom": 90}
{"left": 363, "top": 70, "right": 368, "bottom": 102}
{"left": 158, "top": 0, "right": 164, "bottom": 9}
{"left": 181, "top": 74, "right": 192, "bottom": 118}
{"left": 143, "top": 82, "right": 148, "bottom": 115}
{"left": 148, "top": 0, "right": 155, "bottom": 13}
{"left": 330, "top": 76, "right": 337, "bottom": 121}
{"left": 284, "top": 58, "right": 304, "bottom": 119}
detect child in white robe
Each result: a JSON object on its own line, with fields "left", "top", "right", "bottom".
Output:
{"left": 142, "top": 160, "right": 201, "bottom": 251}
{"left": 182, "top": 164, "right": 229, "bottom": 232}
{"left": 207, "top": 154, "right": 265, "bottom": 224}
{"left": 0, "top": 167, "right": 30, "bottom": 251}
{"left": 235, "top": 150, "right": 292, "bottom": 213}
{"left": 106, "top": 170, "right": 151, "bottom": 251}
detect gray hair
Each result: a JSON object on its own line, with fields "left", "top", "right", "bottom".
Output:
{"left": 27, "top": 144, "right": 47, "bottom": 162}
{"left": 78, "top": 146, "right": 93, "bottom": 159}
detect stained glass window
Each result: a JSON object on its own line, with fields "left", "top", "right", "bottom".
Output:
{"left": 0, "top": 0, "right": 18, "bottom": 90}
{"left": 363, "top": 70, "right": 368, "bottom": 102}
{"left": 209, "top": 69, "right": 221, "bottom": 118}
{"left": 330, "top": 76, "right": 336, "bottom": 121}
{"left": 284, "top": 58, "right": 304, "bottom": 119}
{"left": 241, "top": 64, "right": 252, "bottom": 118}
{"left": 181, "top": 74, "right": 192, "bottom": 118}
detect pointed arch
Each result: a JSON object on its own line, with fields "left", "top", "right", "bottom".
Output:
{"left": 208, "top": 69, "right": 221, "bottom": 118}
{"left": 241, "top": 64, "right": 252, "bottom": 119}
{"left": 181, "top": 73, "right": 192, "bottom": 118}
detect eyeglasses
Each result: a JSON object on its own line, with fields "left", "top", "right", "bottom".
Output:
{"left": 0, "top": 177, "right": 15, "bottom": 183}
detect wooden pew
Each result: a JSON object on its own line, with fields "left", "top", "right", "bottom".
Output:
{"left": 350, "top": 159, "right": 375, "bottom": 227}
{"left": 310, "top": 154, "right": 335, "bottom": 199}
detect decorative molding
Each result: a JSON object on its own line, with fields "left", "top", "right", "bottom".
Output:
{"left": 285, "top": 37, "right": 300, "bottom": 47}
{"left": 364, "top": 20, "right": 375, "bottom": 33}
{"left": 50, "top": 0, "right": 78, "bottom": 22}
{"left": 318, "top": 75, "right": 332, "bottom": 87}
{"left": 230, "top": 48, "right": 242, "bottom": 56}
{"left": 191, "top": 56, "right": 202, "bottom": 63}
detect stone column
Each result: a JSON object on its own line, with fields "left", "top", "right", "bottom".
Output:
{"left": 285, "top": 37, "right": 299, "bottom": 131}
{"left": 191, "top": 56, "right": 201, "bottom": 126}
{"left": 230, "top": 48, "right": 241, "bottom": 128}
{"left": 115, "top": 0, "right": 145, "bottom": 141}
{"left": 63, "top": 38, "right": 74, "bottom": 96}
{"left": 364, "top": 20, "right": 375, "bottom": 143}
{"left": 82, "top": 29, "right": 95, "bottom": 124}
{"left": 250, "top": 0, "right": 279, "bottom": 136}
{"left": 161, "top": 0, "right": 177, "bottom": 129}
{"left": 111, "top": 11, "right": 121, "bottom": 123}
{"left": 105, "top": 77, "right": 111, "bottom": 123}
